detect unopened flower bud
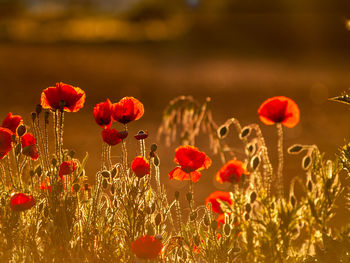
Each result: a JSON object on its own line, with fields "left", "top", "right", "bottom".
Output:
{"left": 224, "top": 223, "right": 231, "bottom": 236}
{"left": 155, "top": 213, "right": 162, "bottom": 225}
{"left": 203, "top": 215, "right": 210, "bottom": 226}
{"left": 174, "top": 191, "right": 180, "bottom": 200}
{"left": 190, "top": 211, "right": 197, "bottom": 221}
{"left": 31, "top": 112, "right": 37, "bottom": 121}
{"left": 245, "top": 203, "right": 251, "bottom": 213}
{"left": 36, "top": 104, "right": 42, "bottom": 116}
{"left": 111, "top": 167, "right": 117, "bottom": 178}
{"left": 110, "top": 185, "right": 115, "bottom": 195}
{"left": 153, "top": 155, "right": 160, "bottom": 166}
{"left": 102, "top": 178, "right": 108, "bottom": 189}
{"left": 17, "top": 125, "right": 26, "bottom": 137}
{"left": 186, "top": 192, "right": 192, "bottom": 202}
{"left": 150, "top": 144, "right": 157, "bottom": 152}
{"left": 250, "top": 191, "right": 257, "bottom": 203}
{"left": 68, "top": 150, "right": 75, "bottom": 158}
{"left": 101, "top": 170, "right": 111, "bottom": 178}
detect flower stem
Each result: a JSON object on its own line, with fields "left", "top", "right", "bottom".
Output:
{"left": 276, "top": 123, "right": 284, "bottom": 198}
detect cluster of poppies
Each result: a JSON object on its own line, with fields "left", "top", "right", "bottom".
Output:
{"left": 3, "top": 80, "right": 302, "bottom": 260}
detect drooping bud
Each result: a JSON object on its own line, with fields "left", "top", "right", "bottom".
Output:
{"left": 186, "top": 192, "right": 192, "bottom": 202}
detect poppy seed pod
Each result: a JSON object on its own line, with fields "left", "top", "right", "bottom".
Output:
{"left": 135, "top": 130, "right": 149, "bottom": 140}
{"left": 150, "top": 144, "right": 157, "bottom": 152}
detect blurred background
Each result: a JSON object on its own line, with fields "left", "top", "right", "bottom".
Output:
{"left": 0, "top": 0, "right": 350, "bottom": 221}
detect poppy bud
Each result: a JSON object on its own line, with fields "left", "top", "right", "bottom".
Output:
{"left": 69, "top": 150, "right": 75, "bottom": 158}
{"left": 102, "top": 178, "right": 108, "bottom": 189}
{"left": 186, "top": 192, "right": 192, "bottom": 202}
{"left": 245, "top": 203, "right": 252, "bottom": 213}
{"left": 73, "top": 183, "right": 80, "bottom": 193}
{"left": 239, "top": 126, "right": 251, "bottom": 139}
{"left": 290, "top": 195, "right": 296, "bottom": 207}
{"left": 44, "top": 111, "right": 50, "bottom": 124}
{"left": 36, "top": 104, "right": 42, "bottom": 116}
{"left": 153, "top": 155, "right": 160, "bottom": 166}
{"left": 245, "top": 143, "right": 256, "bottom": 156}
{"left": 190, "top": 211, "right": 197, "bottom": 221}
{"left": 203, "top": 215, "right": 210, "bottom": 226}
{"left": 155, "top": 213, "right": 162, "bottom": 225}
{"left": 35, "top": 165, "right": 42, "bottom": 177}
{"left": 250, "top": 192, "right": 257, "bottom": 203}
{"left": 217, "top": 125, "right": 228, "bottom": 139}
{"left": 244, "top": 213, "right": 250, "bottom": 221}
{"left": 101, "top": 170, "right": 111, "bottom": 178}
{"left": 174, "top": 191, "right": 180, "bottom": 200}
{"left": 111, "top": 167, "right": 117, "bottom": 178}
{"left": 251, "top": 155, "right": 260, "bottom": 170}
{"left": 307, "top": 180, "right": 313, "bottom": 192}
{"left": 31, "top": 112, "right": 37, "bottom": 121}
{"left": 135, "top": 130, "right": 149, "bottom": 140}
{"left": 52, "top": 157, "right": 57, "bottom": 166}
{"left": 288, "top": 144, "right": 304, "bottom": 154}
{"left": 151, "top": 202, "right": 156, "bottom": 213}
{"left": 302, "top": 155, "right": 312, "bottom": 170}
{"left": 17, "top": 125, "right": 26, "bottom": 137}
{"left": 150, "top": 144, "right": 157, "bottom": 152}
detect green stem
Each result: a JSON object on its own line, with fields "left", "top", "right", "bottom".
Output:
{"left": 276, "top": 123, "right": 284, "bottom": 198}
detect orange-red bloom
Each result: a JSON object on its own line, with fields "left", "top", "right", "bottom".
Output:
{"left": 101, "top": 128, "right": 123, "bottom": 146}
{"left": 59, "top": 160, "right": 77, "bottom": 178}
{"left": 40, "top": 177, "right": 52, "bottom": 193}
{"left": 0, "top": 127, "right": 13, "bottom": 160}
{"left": 20, "top": 133, "right": 39, "bottom": 160}
{"left": 205, "top": 191, "right": 233, "bottom": 214}
{"left": 169, "top": 145, "right": 211, "bottom": 183}
{"left": 40, "top": 82, "right": 86, "bottom": 112}
{"left": 93, "top": 99, "right": 113, "bottom": 128}
{"left": 258, "top": 96, "right": 300, "bottom": 128}
{"left": 131, "top": 156, "right": 150, "bottom": 178}
{"left": 1, "top": 112, "right": 23, "bottom": 134}
{"left": 216, "top": 160, "right": 247, "bottom": 184}
{"left": 112, "top": 97, "right": 144, "bottom": 124}
{"left": 10, "top": 193, "right": 35, "bottom": 211}
{"left": 131, "top": 235, "right": 163, "bottom": 260}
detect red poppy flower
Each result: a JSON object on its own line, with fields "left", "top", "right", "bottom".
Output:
{"left": 131, "top": 235, "right": 163, "bottom": 260}
{"left": 0, "top": 127, "right": 13, "bottom": 160}
{"left": 134, "top": 130, "right": 148, "bottom": 140}
{"left": 1, "top": 112, "right": 23, "bottom": 134}
{"left": 216, "top": 160, "right": 247, "bottom": 184}
{"left": 169, "top": 145, "right": 211, "bottom": 183}
{"left": 59, "top": 160, "right": 77, "bottom": 178}
{"left": 112, "top": 97, "right": 144, "bottom": 124}
{"left": 93, "top": 99, "right": 113, "bottom": 128}
{"left": 131, "top": 156, "right": 150, "bottom": 178}
{"left": 205, "top": 191, "right": 233, "bottom": 214}
{"left": 101, "top": 128, "right": 123, "bottom": 146}
{"left": 10, "top": 193, "right": 35, "bottom": 211}
{"left": 258, "top": 96, "right": 300, "bottom": 128}
{"left": 40, "top": 82, "right": 86, "bottom": 112}
{"left": 20, "top": 133, "right": 39, "bottom": 160}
